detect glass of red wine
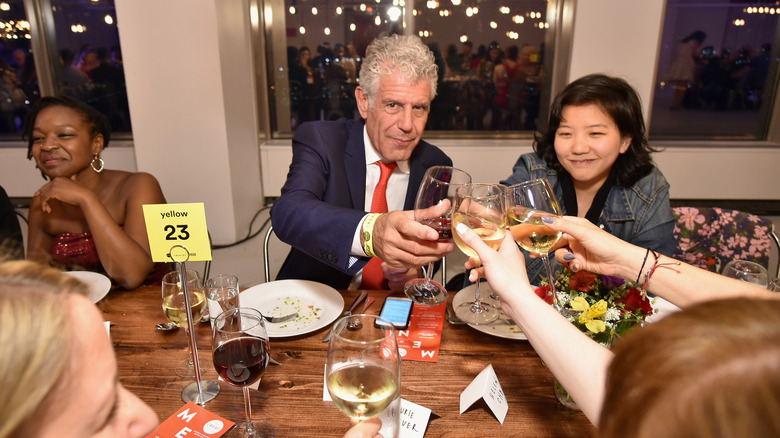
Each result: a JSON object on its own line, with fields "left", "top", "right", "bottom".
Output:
{"left": 404, "top": 165, "right": 472, "bottom": 305}
{"left": 212, "top": 308, "right": 274, "bottom": 437}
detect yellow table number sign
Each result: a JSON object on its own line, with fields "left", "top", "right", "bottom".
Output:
{"left": 142, "top": 203, "right": 212, "bottom": 262}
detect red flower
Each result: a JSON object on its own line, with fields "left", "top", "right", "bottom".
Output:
{"left": 534, "top": 285, "right": 554, "bottom": 305}
{"left": 569, "top": 270, "right": 597, "bottom": 293}
{"left": 615, "top": 287, "right": 653, "bottom": 316}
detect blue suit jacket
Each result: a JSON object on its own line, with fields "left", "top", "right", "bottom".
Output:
{"left": 271, "top": 118, "right": 452, "bottom": 289}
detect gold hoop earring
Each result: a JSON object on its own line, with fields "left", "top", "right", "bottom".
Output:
{"left": 91, "top": 155, "right": 105, "bottom": 173}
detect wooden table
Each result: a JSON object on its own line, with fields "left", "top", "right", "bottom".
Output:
{"left": 100, "top": 286, "right": 597, "bottom": 437}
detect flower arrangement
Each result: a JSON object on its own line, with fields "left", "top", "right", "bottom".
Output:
{"left": 535, "top": 266, "right": 654, "bottom": 346}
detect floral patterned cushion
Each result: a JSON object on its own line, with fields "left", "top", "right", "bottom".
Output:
{"left": 672, "top": 207, "right": 774, "bottom": 273}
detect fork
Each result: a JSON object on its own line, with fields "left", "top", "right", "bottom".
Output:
{"left": 263, "top": 312, "right": 298, "bottom": 323}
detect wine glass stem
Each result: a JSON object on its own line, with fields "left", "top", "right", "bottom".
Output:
{"left": 472, "top": 262, "right": 484, "bottom": 312}
{"left": 423, "top": 262, "right": 434, "bottom": 284}
{"left": 541, "top": 254, "right": 560, "bottom": 312}
{"left": 242, "top": 386, "right": 255, "bottom": 434}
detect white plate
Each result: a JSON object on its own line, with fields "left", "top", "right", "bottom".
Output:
{"left": 645, "top": 296, "right": 681, "bottom": 323}
{"left": 453, "top": 284, "right": 527, "bottom": 340}
{"left": 64, "top": 271, "right": 111, "bottom": 303}
{"left": 239, "top": 280, "right": 344, "bottom": 338}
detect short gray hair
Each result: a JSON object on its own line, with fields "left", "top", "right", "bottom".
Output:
{"left": 358, "top": 35, "right": 438, "bottom": 107}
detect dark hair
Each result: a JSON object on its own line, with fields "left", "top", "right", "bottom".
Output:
{"left": 533, "top": 74, "right": 657, "bottom": 187}
{"left": 24, "top": 96, "right": 111, "bottom": 160}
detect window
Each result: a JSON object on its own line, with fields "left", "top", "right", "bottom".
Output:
{"left": 650, "top": 0, "right": 779, "bottom": 140}
{"left": 266, "top": 0, "right": 556, "bottom": 138}
{"left": 0, "top": 0, "right": 129, "bottom": 138}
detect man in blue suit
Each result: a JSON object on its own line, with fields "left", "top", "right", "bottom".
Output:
{"left": 271, "top": 35, "right": 453, "bottom": 291}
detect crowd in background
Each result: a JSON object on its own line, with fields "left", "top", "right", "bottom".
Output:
{"left": 286, "top": 39, "right": 544, "bottom": 132}
{"left": 0, "top": 43, "right": 129, "bottom": 134}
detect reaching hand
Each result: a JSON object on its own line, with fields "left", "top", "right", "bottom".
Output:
{"left": 543, "top": 216, "right": 636, "bottom": 278}
{"left": 371, "top": 210, "right": 454, "bottom": 269}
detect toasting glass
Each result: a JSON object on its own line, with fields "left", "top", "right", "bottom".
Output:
{"left": 404, "top": 165, "right": 472, "bottom": 305}
{"left": 506, "top": 179, "right": 564, "bottom": 312}
{"left": 212, "top": 308, "right": 274, "bottom": 437}
{"left": 451, "top": 183, "right": 506, "bottom": 325}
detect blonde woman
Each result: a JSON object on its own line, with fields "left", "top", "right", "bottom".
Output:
{"left": 0, "top": 261, "right": 158, "bottom": 438}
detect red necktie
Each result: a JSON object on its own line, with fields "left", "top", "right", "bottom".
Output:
{"left": 361, "top": 161, "right": 397, "bottom": 289}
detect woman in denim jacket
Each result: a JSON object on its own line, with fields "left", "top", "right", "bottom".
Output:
{"left": 502, "top": 74, "right": 675, "bottom": 284}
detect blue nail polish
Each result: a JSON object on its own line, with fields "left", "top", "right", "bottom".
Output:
{"left": 563, "top": 253, "right": 575, "bottom": 261}
{"left": 572, "top": 264, "right": 580, "bottom": 271}
{"left": 542, "top": 216, "right": 554, "bottom": 224}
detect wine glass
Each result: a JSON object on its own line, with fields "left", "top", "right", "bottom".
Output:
{"left": 769, "top": 278, "right": 780, "bottom": 292}
{"left": 451, "top": 183, "right": 506, "bottom": 325}
{"left": 161, "top": 270, "right": 210, "bottom": 377}
{"left": 212, "top": 308, "right": 274, "bottom": 437}
{"left": 721, "top": 260, "right": 769, "bottom": 287}
{"left": 404, "top": 165, "right": 472, "bottom": 305}
{"left": 206, "top": 273, "right": 241, "bottom": 327}
{"left": 506, "top": 178, "right": 564, "bottom": 312}
{"left": 326, "top": 314, "right": 401, "bottom": 436}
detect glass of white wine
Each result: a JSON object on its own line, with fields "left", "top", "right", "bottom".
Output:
{"left": 161, "top": 270, "right": 220, "bottom": 403}
{"left": 451, "top": 183, "right": 506, "bottom": 325}
{"left": 506, "top": 178, "right": 564, "bottom": 312}
{"left": 326, "top": 314, "right": 401, "bottom": 436}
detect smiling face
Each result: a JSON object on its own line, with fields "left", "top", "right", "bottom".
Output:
{"left": 35, "top": 295, "right": 158, "bottom": 438}
{"left": 554, "top": 104, "right": 631, "bottom": 190}
{"left": 31, "top": 105, "right": 103, "bottom": 179}
{"left": 356, "top": 72, "right": 432, "bottom": 162}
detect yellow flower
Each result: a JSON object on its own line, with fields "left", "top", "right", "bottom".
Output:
{"left": 570, "top": 297, "right": 607, "bottom": 333}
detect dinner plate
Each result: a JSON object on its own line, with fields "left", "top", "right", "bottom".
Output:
{"left": 239, "top": 279, "right": 344, "bottom": 338}
{"left": 64, "top": 271, "right": 111, "bottom": 303}
{"left": 453, "top": 284, "right": 527, "bottom": 340}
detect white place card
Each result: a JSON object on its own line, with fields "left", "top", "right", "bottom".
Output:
{"left": 459, "top": 364, "right": 508, "bottom": 424}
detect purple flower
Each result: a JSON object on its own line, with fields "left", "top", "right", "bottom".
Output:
{"left": 602, "top": 275, "right": 625, "bottom": 290}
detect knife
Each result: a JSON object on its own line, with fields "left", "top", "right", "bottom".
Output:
{"left": 322, "top": 290, "right": 368, "bottom": 342}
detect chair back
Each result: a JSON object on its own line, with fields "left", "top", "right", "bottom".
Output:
{"left": 672, "top": 207, "right": 780, "bottom": 277}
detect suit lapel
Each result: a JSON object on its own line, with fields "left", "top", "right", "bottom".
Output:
{"left": 344, "top": 120, "right": 367, "bottom": 210}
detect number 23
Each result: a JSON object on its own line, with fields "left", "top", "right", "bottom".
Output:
{"left": 164, "top": 224, "right": 190, "bottom": 240}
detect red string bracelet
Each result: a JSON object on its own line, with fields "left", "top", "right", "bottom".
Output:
{"left": 641, "top": 250, "right": 682, "bottom": 293}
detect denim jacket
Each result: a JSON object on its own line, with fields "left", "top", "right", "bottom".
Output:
{"left": 502, "top": 152, "right": 676, "bottom": 284}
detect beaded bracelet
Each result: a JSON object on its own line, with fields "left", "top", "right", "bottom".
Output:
{"left": 361, "top": 213, "right": 381, "bottom": 257}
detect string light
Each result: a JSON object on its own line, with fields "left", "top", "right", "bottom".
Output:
{"left": 459, "top": 34, "right": 468, "bottom": 43}
{"left": 360, "top": 3, "right": 367, "bottom": 11}
{"left": 311, "top": 6, "right": 317, "bottom": 15}
{"left": 500, "top": 6, "right": 510, "bottom": 14}
{"left": 513, "top": 14, "right": 524, "bottom": 23}
{"left": 452, "top": 0, "right": 461, "bottom": 5}
{"left": 289, "top": 5, "right": 295, "bottom": 14}
{"left": 388, "top": 6, "right": 402, "bottom": 21}
{"left": 104, "top": 15, "right": 113, "bottom": 25}
{"left": 0, "top": 3, "right": 9, "bottom": 11}
{"left": 350, "top": 23, "right": 356, "bottom": 31}
{"left": 375, "top": 15, "right": 381, "bottom": 25}
{"left": 324, "top": 26, "right": 331, "bottom": 35}
{"left": 299, "top": 25, "right": 306, "bottom": 34}
{"left": 490, "top": 21, "right": 497, "bottom": 29}
{"left": 336, "top": 6, "right": 342, "bottom": 14}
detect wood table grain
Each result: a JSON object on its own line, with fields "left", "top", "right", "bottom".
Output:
{"left": 100, "top": 286, "right": 597, "bottom": 437}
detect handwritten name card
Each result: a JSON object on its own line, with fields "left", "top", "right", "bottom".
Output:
{"left": 459, "top": 364, "right": 508, "bottom": 424}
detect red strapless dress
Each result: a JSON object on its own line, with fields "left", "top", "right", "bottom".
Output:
{"left": 51, "top": 231, "right": 171, "bottom": 286}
